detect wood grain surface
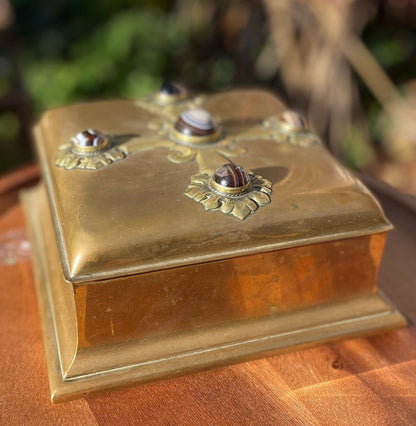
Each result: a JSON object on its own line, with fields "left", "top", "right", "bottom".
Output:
{"left": 0, "top": 166, "right": 416, "bottom": 425}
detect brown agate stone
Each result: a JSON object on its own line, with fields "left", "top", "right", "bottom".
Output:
{"left": 72, "top": 129, "right": 106, "bottom": 148}
{"left": 175, "top": 109, "right": 217, "bottom": 137}
{"left": 213, "top": 164, "right": 250, "bottom": 189}
{"left": 278, "top": 110, "right": 307, "bottom": 130}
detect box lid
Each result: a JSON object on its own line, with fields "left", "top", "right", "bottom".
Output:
{"left": 35, "top": 89, "right": 392, "bottom": 284}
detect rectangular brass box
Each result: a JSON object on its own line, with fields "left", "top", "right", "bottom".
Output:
{"left": 22, "top": 89, "right": 406, "bottom": 402}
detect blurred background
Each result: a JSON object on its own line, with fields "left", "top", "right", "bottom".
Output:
{"left": 0, "top": 0, "right": 415, "bottom": 195}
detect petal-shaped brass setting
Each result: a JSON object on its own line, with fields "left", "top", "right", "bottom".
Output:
{"left": 184, "top": 172, "right": 272, "bottom": 221}
{"left": 55, "top": 142, "right": 127, "bottom": 171}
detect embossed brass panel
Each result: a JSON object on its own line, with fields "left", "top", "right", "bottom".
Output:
{"left": 22, "top": 89, "right": 406, "bottom": 402}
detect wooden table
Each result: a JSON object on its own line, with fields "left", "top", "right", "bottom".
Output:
{"left": 1, "top": 166, "right": 416, "bottom": 425}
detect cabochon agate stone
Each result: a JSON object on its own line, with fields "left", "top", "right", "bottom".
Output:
{"left": 73, "top": 129, "right": 106, "bottom": 148}
{"left": 159, "top": 81, "right": 183, "bottom": 96}
{"left": 213, "top": 164, "right": 250, "bottom": 189}
{"left": 279, "top": 110, "right": 307, "bottom": 130}
{"left": 175, "top": 109, "right": 217, "bottom": 137}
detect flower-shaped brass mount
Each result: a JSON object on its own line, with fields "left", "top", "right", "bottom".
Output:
{"left": 55, "top": 136, "right": 127, "bottom": 170}
{"left": 234, "top": 111, "right": 321, "bottom": 148}
{"left": 185, "top": 169, "right": 272, "bottom": 221}
{"left": 261, "top": 116, "right": 320, "bottom": 147}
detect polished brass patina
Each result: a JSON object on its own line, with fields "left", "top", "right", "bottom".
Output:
{"left": 22, "top": 88, "right": 406, "bottom": 402}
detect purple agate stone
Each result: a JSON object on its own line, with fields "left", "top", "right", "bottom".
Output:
{"left": 159, "top": 82, "right": 183, "bottom": 96}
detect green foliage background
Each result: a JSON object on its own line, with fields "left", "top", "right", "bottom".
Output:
{"left": 13, "top": 0, "right": 259, "bottom": 113}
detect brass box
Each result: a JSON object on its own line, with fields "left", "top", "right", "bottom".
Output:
{"left": 21, "top": 88, "right": 406, "bottom": 402}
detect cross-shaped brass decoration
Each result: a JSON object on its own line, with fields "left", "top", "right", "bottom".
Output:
{"left": 55, "top": 92, "right": 320, "bottom": 220}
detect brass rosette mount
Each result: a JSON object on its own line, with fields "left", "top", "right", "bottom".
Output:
{"left": 55, "top": 129, "right": 126, "bottom": 171}
{"left": 185, "top": 163, "right": 272, "bottom": 221}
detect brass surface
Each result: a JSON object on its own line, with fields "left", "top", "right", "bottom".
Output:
{"left": 21, "top": 183, "right": 406, "bottom": 403}
{"left": 36, "top": 90, "right": 392, "bottom": 283}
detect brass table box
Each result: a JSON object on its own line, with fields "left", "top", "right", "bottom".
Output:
{"left": 21, "top": 87, "right": 406, "bottom": 402}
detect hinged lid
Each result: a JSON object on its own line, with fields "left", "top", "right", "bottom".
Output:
{"left": 35, "top": 89, "right": 391, "bottom": 283}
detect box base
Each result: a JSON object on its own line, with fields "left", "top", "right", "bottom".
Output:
{"left": 21, "top": 185, "right": 407, "bottom": 403}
